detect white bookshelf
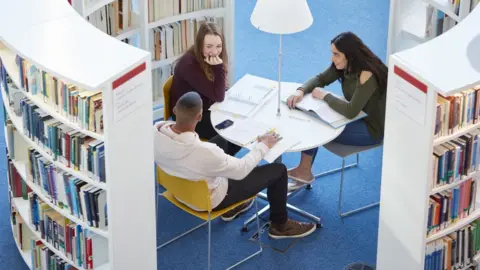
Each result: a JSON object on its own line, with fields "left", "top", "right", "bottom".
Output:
{"left": 0, "top": 0, "right": 157, "bottom": 269}
{"left": 386, "top": 0, "right": 479, "bottom": 60}
{"left": 71, "top": 0, "right": 235, "bottom": 121}
{"left": 377, "top": 4, "right": 480, "bottom": 270}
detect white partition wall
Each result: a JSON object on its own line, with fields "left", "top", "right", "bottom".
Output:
{"left": 377, "top": 4, "right": 480, "bottom": 269}
{"left": 0, "top": 0, "right": 157, "bottom": 269}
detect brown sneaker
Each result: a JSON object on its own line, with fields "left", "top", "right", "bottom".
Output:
{"left": 268, "top": 219, "right": 317, "bottom": 239}
{"left": 221, "top": 199, "right": 255, "bottom": 221}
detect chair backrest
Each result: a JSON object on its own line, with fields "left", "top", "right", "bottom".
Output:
{"left": 162, "top": 76, "right": 174, "bottom": 120}
{"left": 156, "top": 166, "right": 212, "bottom": 211}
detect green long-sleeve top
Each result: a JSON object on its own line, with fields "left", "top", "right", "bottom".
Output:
{"left": 300, "top": 65, "right": 386, "bottom": 140}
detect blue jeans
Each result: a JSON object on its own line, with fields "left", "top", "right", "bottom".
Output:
{"left": 303, "top": 120, "right": 383, "bottom": 162}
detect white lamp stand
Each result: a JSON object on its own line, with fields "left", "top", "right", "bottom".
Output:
{"left": 250, "top": 0, "right": 313, "bottom": 116}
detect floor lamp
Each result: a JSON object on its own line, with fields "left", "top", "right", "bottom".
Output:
{"left": 250, "top": 0, "right": 313, "bottom": 116}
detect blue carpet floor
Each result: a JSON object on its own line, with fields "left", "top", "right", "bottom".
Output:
{"left": 0, "top": 0, "right": 389, "bottom": 269}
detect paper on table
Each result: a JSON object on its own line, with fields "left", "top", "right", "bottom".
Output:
{"left": 220, "top": 119, "right": 275, "bottom": 146}
{"left": 262, "top": 137, "right": 300, "bottom": 163}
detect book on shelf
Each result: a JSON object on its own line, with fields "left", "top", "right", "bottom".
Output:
{"left": 7, "top": 158, "right": 32, "bottom": 200}
{"left": 148, "top": 0, "right": 224, "bottom": 23}
{"left": 427, "top": 177, "right": 477, "bottom": 237}
{"left": 280, "top": 83, "right": 367, "bottom": 129}
{"left": 150, "top": 16, "right": 224, "bottom": 61}
{"left": 435, "top": 87, "right": 480, "bottom": 139}
{"left": 433, "top": 129, "right": 480, "bottom": 189}
{"left": 27, "top": 148, "right": 108, "bottom": 229}
{"left": 426, "top": 218, "right": 480, "bottom": 269}
{"left": 26, "top": 192, "right": 108, "bottom": 269}
{"left": 152, "top": 64, "right": 173, "bottom": 106}
{"left": 86, "top": 0, "right": 133, "bottom": 37}
{"left": 12, "top": 55, "right": 104, "bottom": 135}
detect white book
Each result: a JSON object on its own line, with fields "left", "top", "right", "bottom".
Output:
{"left": 280, "top": 82, "right": 367, "bottom": 129}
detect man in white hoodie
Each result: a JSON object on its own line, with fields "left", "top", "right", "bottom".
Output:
{"left": 154, "top": 92, "right": 317, "bottom": 239}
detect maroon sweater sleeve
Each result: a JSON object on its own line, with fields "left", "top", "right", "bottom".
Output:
{"left": 178, "top": 53, "right": 227, "bottom": 102}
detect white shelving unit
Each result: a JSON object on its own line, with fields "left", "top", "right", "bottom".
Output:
{"left": 71, "top": 0, "right": 235, "bottom": 121}
{"left": 376, "top": 4, "right": 480, "bottom": 270}
{"left": 386, "top": 0, "right": 478, "bottom": 61}
{"left": 0, "top": 0, "right": 156, "bottom": 269}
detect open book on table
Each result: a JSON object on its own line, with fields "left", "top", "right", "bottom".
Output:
{"left": 210, "top": 74, "right": 276, "bottom": 118}
{"left": 280, "top": 84, "right": 367, "bottom": 129}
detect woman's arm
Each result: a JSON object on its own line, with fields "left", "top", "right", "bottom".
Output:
{"left": 180, "top": 56, "right": 227, "bottom": 102}
{"left": 298, "top": 65, "right": 340, "bottom": 94}
{"left": 323, "top": 71, "right": 378, "bottom": 119}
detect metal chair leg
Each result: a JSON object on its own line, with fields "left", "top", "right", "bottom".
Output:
{"left": 208, "top": 212, "right": 212, "bottom": 270}
{"left": 338, "top": 159, "right": 345, "bottom": 217}
{"left": 314, "top": 153, "right": 359, "bottom": 179}
{"left": 338, "top": 154, "right": 379, "bottom": 218}
{"left": 227, "top": 198, "right": 263, "bottom": 270}
{"left": 157, "top": 221, "right": 208, "bottom": 249}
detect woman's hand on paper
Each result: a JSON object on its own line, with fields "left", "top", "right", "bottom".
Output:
{"left": 204, "top": 54, "right": 223, "bottom": 65}
{"left": 312, "top": 87, "right": 329, "bottom": 100}
{"left": 258, "top": 132, "right": 282, "bottom": 149}
{"left": 287, "top": 90, "right": 305, "bottom": 109}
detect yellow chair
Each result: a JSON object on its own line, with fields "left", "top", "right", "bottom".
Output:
{"left": 156, "top": 166, "right": 263, "bottom": 270}
{"left": 162, "top": 75, "right": 174, "bottom": 120}
{"left": 162, "top": 75, "right": 208, "bottom": 142}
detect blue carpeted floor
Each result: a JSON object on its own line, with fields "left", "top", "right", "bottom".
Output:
{"left": 0, "top": 0, "right": 389, "bottom": 269}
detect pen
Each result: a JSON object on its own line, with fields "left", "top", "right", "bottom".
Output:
{"left": 289, "top": 115, "right": 310, "bottom": 122}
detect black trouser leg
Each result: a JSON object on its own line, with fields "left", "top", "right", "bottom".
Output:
{"left": 213, "top": 163, "right": 288, "bottom": 224}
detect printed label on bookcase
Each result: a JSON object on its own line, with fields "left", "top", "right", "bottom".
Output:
{"left": 393, "top": 65, "right": 428, "bottom": 126}
{"left": 112, "top": 62, "right": 147, "bottom": 123}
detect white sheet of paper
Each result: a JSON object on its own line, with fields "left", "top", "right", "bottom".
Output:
{"left": 219, "top": 119, "right": 274, "bottom": 146}
{"left": 113, "top": 69, "right": 147, "bottom": 124}
{"left": 393, "top": 71, "right": 427, "bottom": 126}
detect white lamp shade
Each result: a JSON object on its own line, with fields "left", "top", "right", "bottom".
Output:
{"left": 250, "top": 0, "right": 313, "bottom": 35}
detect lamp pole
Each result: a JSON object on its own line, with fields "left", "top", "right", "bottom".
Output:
{"left": 277, "top": 34, "right": 282, "bottom": 116}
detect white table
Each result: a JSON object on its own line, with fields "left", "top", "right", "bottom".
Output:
{"left": 210, "top": 81, "right": 344, "bottom": 230}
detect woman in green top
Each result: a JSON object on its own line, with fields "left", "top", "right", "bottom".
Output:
{"left": 286, "top": 31, "right": 388, "bottom": 185}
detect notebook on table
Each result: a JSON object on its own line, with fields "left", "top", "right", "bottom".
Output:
{"left": 281, "top": 88, "right": 367, "bottom": 129}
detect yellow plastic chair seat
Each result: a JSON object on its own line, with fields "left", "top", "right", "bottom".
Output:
{"left": 162, "top": 190, "right": 255, "bottom": 221}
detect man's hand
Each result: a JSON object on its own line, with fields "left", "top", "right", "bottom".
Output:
{"left": 286, "top": 90, "right": 305, "bottom": 109}
{"left": 258, "top": 132, "right": 282, "bottom": 149}
{"left": 204, "top": 55, "right": 223, "bottom": 65}
{"left": 312, "top": 87, "right": 329, "bottom": 100}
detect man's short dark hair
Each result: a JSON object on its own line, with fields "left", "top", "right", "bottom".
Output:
{"left": 174, "top": 91, "right": 203, "bottom": 123}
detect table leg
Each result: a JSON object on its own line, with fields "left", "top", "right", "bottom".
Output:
{"left": 242, "top": 154, "right": 322, "bottom": 231}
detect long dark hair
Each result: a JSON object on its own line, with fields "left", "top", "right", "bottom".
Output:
{"left": 331, "top": 32, "right": 388, "bottom": 94}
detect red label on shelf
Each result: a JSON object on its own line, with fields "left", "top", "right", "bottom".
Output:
{"left": 112, "top": 62, "right": 146, "bottom": 90}
{"left": 394, "top": 65, "right": 427, "bottom": 94}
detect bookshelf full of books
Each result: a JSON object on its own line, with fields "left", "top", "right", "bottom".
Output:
{"left": 386, "top": 0, "right": 479, "bottom": 61}
{"left": 376, "top": 4, "right": 480, "bottom": 270}
{"left": 70, "top": 0, "right": 235, "bottom": 121}
{"left": 0, "top": 0, "right": 157, "bottom": 269}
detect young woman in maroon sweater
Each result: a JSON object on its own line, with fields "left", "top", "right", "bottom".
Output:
{"left": 169, "top": 22, "right": 240, "bottom": 155}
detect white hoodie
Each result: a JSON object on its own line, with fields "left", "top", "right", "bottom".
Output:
{"left": 153, "top": 121, "right": 269, "bottom": 210}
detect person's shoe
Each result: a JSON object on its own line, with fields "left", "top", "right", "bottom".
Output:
{"left": 287, "top": 168, "right": 314, "bottom": 184}
{"left": 221, "top": 199, "right": 255, "bottom": 221}
{"left": 287, "top": 181, "right": 305, "bottom": 192}
{"left": 268, "top": 219, "right": 317, "bottom": 239}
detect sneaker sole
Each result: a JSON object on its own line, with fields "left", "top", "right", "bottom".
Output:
{"left": 268, "top": 224, "right": 317, "bottom": 239}
{"left": 221, "top": 199, "right": 255, "bottom": 221}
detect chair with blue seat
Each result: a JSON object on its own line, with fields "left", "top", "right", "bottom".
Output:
{"left": 320, "top": 141, "right": 383, "bottom": 217}
{"left": 155, "top": 166, "right": 262, "bottom": 270}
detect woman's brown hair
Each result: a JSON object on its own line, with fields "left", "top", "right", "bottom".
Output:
{"left": 186, "top": 22, "right": 228, "bottom": 81}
